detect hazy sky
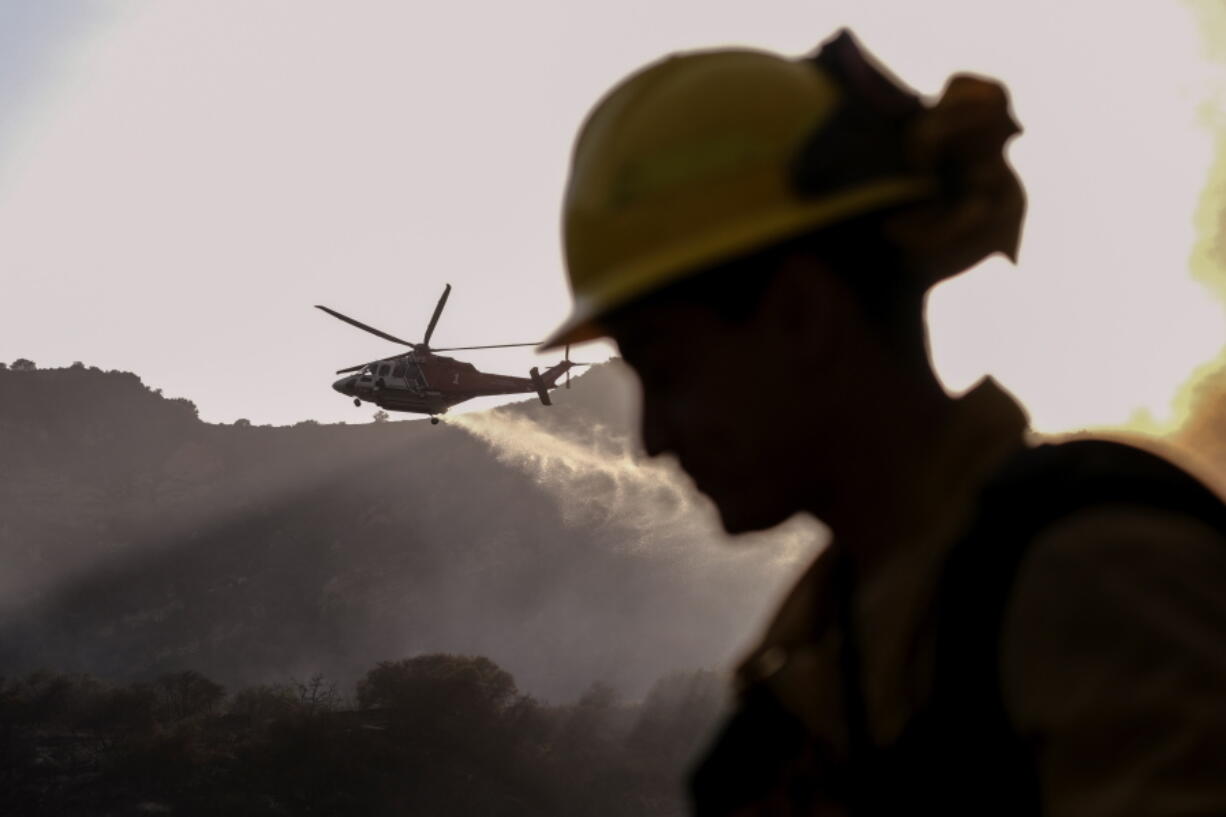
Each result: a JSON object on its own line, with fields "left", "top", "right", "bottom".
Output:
{"left": 2, "top": 1, "right": 1224, "bottom": 430}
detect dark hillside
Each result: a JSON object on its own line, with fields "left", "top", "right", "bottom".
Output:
{"left": 0, "top": 362, "right": 817, "bottom": 701}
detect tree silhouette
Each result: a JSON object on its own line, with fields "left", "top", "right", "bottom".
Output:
{"left": 152, "top": 670, "right": 224, "bottom": 721}
{"left": 228, "top": 682, "right": 296, "bottom": 724}
{"left": 292, "top": 673, "right": 341, "bottom": 715}
{"left": 357, "top": 654, "right": 517, "bottom": 717}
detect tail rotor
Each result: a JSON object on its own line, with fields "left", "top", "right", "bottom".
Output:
{"left": 561, "top": 344, "right": 597, "bottom": 389}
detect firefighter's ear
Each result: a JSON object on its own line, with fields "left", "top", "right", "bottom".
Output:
{"left": 762, "top": 248, "right": 844, "bottom": 355}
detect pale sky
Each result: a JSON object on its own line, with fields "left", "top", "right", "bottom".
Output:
{"left": 1, "top": 1, "right": 1224, "bottom": 430}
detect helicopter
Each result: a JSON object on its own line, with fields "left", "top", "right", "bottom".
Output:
{"left": 317, "top": 284, "right": 582, "bottom": 424}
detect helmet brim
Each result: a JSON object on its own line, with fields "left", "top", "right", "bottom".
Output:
{"left": 540, "top": 175, "right": 934, "bottom": 351}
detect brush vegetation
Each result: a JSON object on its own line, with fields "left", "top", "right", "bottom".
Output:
{"left": 1, "top": 657, "right": 722, "bottom": 817}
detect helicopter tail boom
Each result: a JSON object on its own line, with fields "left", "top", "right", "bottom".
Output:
{"left": 538, "top": 360, "right": 576, "bottom": 388}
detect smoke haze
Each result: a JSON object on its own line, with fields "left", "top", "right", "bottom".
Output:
{"left": 449, "top": 410, "right": 819, "bottom": 558}
{"left": 1163, "top": 3, "right": 1226, "bottom": 458}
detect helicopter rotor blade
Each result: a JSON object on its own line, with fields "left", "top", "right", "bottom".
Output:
{"left": 428, "top": 342, "right": 543, "bottom": 352}
{"left": 422, "top": 283, "right": 452, "bottom": 348}
{"left": 316, "top": 305, "right": 419, "bottom": 348}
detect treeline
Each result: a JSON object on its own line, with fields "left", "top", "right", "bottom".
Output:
{"left": 1, "top": 654, "right": 724, "bottom": 817}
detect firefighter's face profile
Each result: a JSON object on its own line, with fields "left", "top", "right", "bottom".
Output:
{"left": 609, "top": 253, "right": 846, "bottom": 534}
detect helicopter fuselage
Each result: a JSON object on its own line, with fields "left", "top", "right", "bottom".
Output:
{"left": 332, "top": 351, "right": 569, "bottom": 416}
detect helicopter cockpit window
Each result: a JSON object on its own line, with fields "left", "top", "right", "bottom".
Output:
{"left": 361, "top": 364, "right": 375, "bottom": 376}
{"left": 392, "top": 363, "right": 406, "bottom": 379}
{"left": 378, "top": 364, "right": 391, "bottom": 378}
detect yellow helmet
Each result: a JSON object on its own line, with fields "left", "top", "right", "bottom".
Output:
{"left": 542, "top": 31, "right": 1023, "bottom": 349}
{"left": 543, "top": 38, "right": 938, "bottom": 348}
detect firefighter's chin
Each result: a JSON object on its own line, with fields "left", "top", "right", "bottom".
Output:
{"left": 695, "top": 475, "right": 794, "bottom": 536}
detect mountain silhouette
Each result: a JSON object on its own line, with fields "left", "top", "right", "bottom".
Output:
{"left": 0, "top": 361, "right": 818, "bottom": 701}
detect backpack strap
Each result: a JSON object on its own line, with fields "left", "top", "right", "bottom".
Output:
{"left": 842, "top": 439, "right": 1226, "bottom": 816}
